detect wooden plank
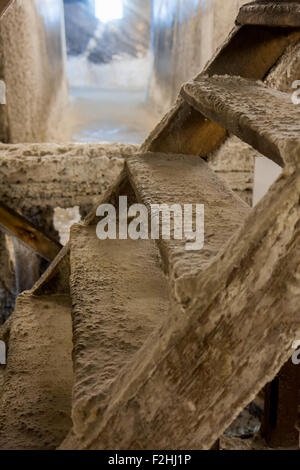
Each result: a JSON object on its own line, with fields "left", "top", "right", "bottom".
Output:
{"left": 0, "top": 203, "right": 62, "bottom": 261}
{"left": 181, "top": 75, "right": 300, "bottom": 167}
{"left": 237, "top": 2, "right": 300, "bottom": 28}
{"left": 141, "top": 26, "right": 300, "bottom": 155}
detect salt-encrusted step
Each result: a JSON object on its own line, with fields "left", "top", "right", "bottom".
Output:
{"left": 69, "top": 152, "right": 300, "bottom": 451}
{"left": 181, "top": 75, "right": 300, "bottom": 167}
{"left": 236, "top": 1, "right": 300, "bottom": 27}
{"left": 68, "top": 224, "right": 169, "bottom": 442}
{"left": 126, "top": 152, "right": 250, "bottom": 283}
{"left": 0, "top": 293, "right": 73, "bottom": 450}
{"left": 142, "top": 24, "right": 300, "bottom": 155}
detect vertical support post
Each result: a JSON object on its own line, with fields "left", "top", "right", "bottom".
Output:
{"left": 262, "top": 360, "right": 300, "bottom": 448}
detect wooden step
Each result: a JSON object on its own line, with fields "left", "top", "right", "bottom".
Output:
{"left": 237, "top": 1, "right": 300, "bottom": 28}
{"left": 126, "top": 152, "right": 250, "bottom": 284}
{"left": 0, "top": 203, "right": 62, "bottom": 261}
{"left": 67, "top": 224, "right": 169, "bottom": 445}
{"left": 30, "top": 170, "right": 130, "bottom": 298}
{"left": 181, "top": 75, "right": 300, "bottom": 167}
{"left": 0, "top": 293, "right": 73, "bottom": 450}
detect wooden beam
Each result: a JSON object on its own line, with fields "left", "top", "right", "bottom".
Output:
{"left": 0, "top": 203, "right": 62, "bottom": 261}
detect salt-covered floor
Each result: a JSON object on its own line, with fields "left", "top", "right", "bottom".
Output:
{"left": 67, "top": 87, "right": 159, "bottom": 145}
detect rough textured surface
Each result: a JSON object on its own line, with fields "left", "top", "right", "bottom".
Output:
{"left": 237, "top": 1, "right": 300, "bottom": 27}
{"left": 65, "top": 224, "right": 169, "bottom": 447}
{"left": 182, "top": 75, "right": 300, "bottom": 167}
{"left": 65, "top": 0, "right": 151, "bottom": 63}
{"left": 0, "top": 142, "right": 135, "bottom": 211}
{"left": 207, "top": 37, "right": 300, "bottom": 206}
{"left": 0, "top": 1, "right": 13, "bottom": 18}
{"left": 0, "top": 293, "right": 73, "bottom": 450}
{"left": 0, "top": 318, "right": 11, "bottom": 390}
{"left": 70, "top": 167, "right": 300, "bottom": 450}
{"left": 0, "top": 231, "right": 15, "bottom": 325}
{"left": 127, "top": 152, "right": 250, "bottom": 282}
{"left": 0, "top": 0, "right": 68, "bottom": 143}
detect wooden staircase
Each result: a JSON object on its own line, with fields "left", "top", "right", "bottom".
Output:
{"left": 1, "top": 0, "right": 300, "bottom": 450}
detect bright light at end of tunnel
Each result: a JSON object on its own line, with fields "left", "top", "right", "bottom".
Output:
{"left": 95, "top": 0, "right": 124, "bottom": 23}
